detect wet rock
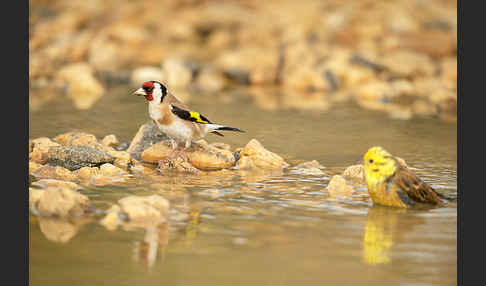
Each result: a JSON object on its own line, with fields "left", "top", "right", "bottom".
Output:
{"left": 140, "top": 141, "right": 174, "bottom": 163}
{"left": 31, "top": 166, "right": 78, "bottom": 182}
{"left": 130, "top": 66, "right": 164, "bottom": 88}
{"left": 46, "top": 145, "right": 114, "bottom": 171}
{"left": 29, "top": 137, "right": 61, "bottom": 164}
{"left": 106, "top": 150, "right": 132, "bottom": 170}
{"left": 73, "top": 166, "right": 101, "bottom": 181}
{"left": 29, "top": 187, "right": 91, "bottom": 218}
{"left": 55, "top": 62, "right": 105, "bottom": 110}
{"left": 327, "top": 175, "right": 355, "bottom": 197}
{"left": 31, "top": 179, "right": 81, "bottom": 191}
{"left": 236, "top": 139, "right": 289, "bottom": 170}
{"left": 157, "top": 154, "right": 202, "bottom": 174}
{"left": 290, "top": 160, "right": 325, "bottom": 175}
{"left": 142, "top": 140, "right": 236, "bottom": 171}
{"left": 101, "top": 134, "right": 120, "bottom": 148}
{"left": 118, "top": 195, "right": 170, "bottom": 223}
{"left": 343, "top": 165, "right": 365, "bottom": 181}
{"left": 99, "top": 163, "right": 127, "bottom": 176}
{"left": 187, "top": 143, "right": 236, "bottom": 170}
{"left": 161, "top": 58, "right": 193, "bottom": 88}
{"left": 127, "top": 121, "right": 169, "bottom": 161}
{"left": 129, "top": 160, "right": 158, "bottom": 176}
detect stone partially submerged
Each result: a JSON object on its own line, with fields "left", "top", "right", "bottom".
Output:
{"left": 236, "top": 139, "right": 289, "bottom": 170}
{"left": 29, "top": 187, "right": 92, "bottom": 218}
{"left": 100, "top": 195, "right": 170, "bottom": 230}
{"left": 46, "top": 145, "right": 114, "bottom": 171}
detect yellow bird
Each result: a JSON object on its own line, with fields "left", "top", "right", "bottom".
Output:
{"left": 363, "top": 146, "right": 446, "bottom": 208}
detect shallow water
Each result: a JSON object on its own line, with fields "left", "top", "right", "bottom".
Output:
{"left": 29, "top": 86, "right": 457, "bottom": 286}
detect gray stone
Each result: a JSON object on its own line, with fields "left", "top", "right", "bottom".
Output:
{"left": 46, "top": 145, "right": 114, "bottom": 171}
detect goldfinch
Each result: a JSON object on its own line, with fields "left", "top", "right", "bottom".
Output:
{"left": 133, "top": 81, "right": 244, "bottom": 151}
{"left": 363, "top": 146, "right": 446, "bottom": 208}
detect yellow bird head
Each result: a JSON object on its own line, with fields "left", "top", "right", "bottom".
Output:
{"left": 363, "top": 146, "right": 397, "bottom": 184}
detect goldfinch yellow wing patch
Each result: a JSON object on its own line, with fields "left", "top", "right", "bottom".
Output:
{"left": 171, "top": 105, "right": 212, "bottom": 124}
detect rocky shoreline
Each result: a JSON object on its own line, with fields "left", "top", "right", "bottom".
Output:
{"left": 29, "top": 119, "right": 377, "bottom": 232}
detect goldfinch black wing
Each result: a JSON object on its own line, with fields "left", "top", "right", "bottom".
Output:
{"left": 170, "top": 104, "right": 213, "bottom": 124}
{"left": 393, "top": 166, "right": 446, "bottom": 205}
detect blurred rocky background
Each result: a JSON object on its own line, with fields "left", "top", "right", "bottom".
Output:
{"left": 29, "top": 0, "right": 457, "bottom": 121}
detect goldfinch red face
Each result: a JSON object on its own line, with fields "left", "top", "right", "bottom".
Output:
{"left": 133, "top": 81, "right": 167, "bottom": 102}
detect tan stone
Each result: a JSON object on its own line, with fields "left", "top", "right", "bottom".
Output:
{"left": 118, "top": 195, "right": 170, "bottom": 222}
{"left": 157, "top": 154, "right": 202, "bottom": 174}
{"left": 236, "top": 139, "right": 289, "bottom": 170}
{"left": 141, "top": 141, "right": 174, "bottom": 163}
{"left": 30, "top": 187, "right": 90, "bottom": 218}
{"left": 106, "top": 150, "right": 132, "bottom": 170}
{"left": 99, "top": 163, "right": 126, "bottom": 176}
{"left": 101, "top": 134, "right": 120, "bottom": 148}
{"left": 187, "top": 144, "right": 236, "bottom": 170}
{"left": 342, "top": 165, "right": 365, "bottom": 181}
{"left": 29, "top": 137, "right": 61, "bottom": 164}
{"left": 74, "top": 166, "right": 101, "bottom": 180}
{"left": 290, "top": 160, "right": 325, "bottom": 175}
{"left": 31, "top": 166, "right": 78, "bottom": 182}
{"left": 327, "top": 175, "right": 355, "bottom": 197}
{"left": 31, "top": 179, "right": 81, "bottom": 191}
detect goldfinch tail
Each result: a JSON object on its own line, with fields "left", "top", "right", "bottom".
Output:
{"left": 216, "top": 126, "right": 245, "bottom": 133}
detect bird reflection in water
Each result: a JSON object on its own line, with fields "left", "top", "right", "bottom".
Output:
{"left": 362, "top": 205, "right": 424, "bottom": 265}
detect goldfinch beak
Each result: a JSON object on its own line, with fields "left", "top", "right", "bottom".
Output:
{"left": 133, "top": 88, "right": 146, "bottom": 96}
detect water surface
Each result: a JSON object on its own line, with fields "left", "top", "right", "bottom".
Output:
{"left": 29, "top": 86, "right": 457, "bottom": 286}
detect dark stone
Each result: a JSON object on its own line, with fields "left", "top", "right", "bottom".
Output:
{"left": 126, "top": 121, "right": 169, "bottom": 161}
{"left": 46, "top": 146, "right": 114, "bottom": 171}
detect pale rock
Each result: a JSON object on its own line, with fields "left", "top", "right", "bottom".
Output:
{"left": 29, "top": 187, "right": 90, "bottom": 218}
{"left": 101, "top": 134, "right": 120, "bottom": 148}
{"left": 236, "top": 139, "right": 289, "bottom": 170}
{"left": 327, "top": 175, "right": 355, "bottom": 197}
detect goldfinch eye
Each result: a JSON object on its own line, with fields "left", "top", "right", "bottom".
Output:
{"left": 143, "top": 86, "right": 154, "bottom": 92}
